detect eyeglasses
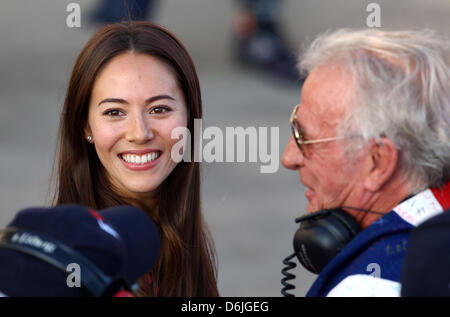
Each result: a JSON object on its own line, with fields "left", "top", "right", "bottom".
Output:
{"left": 290, "top": 104, "right": 347, "bottom": 156}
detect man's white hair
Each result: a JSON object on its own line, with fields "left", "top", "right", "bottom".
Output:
{"left": 299, "top": 29, "right": 450, "bottom": 193}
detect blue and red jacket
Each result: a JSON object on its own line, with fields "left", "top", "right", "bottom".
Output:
{"left": 306, "top": 182, "right": 450, "bottom": 297}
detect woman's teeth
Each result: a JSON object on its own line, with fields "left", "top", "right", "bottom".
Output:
{"left": 121, "top": 152, "right": 160, "bottom": 164}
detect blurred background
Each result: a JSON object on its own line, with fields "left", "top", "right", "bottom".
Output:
{"left": 1, "top": 0, "right": 450, "bottom": 296}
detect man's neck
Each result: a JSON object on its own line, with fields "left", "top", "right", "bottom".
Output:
{"left": 356, "top": 176, "right": 412, "bottom": 229}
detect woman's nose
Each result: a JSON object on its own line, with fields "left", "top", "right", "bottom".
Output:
{"left": 125, "top": 113, "right": 154, "bottom": 144}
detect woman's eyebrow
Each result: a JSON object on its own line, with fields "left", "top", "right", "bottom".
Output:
{"left": 97, "top": 95, "right": 175, "bottom": 106}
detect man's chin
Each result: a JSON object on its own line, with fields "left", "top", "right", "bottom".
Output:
{"left": 306, "top": 202, "right": 318, "bottom": 213}
{"left": 305, "top": 189, "right": 318, "bottom": 212}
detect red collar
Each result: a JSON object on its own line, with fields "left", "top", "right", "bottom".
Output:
{"left": 430, "top": 181, "right": 450, "bottom": 211}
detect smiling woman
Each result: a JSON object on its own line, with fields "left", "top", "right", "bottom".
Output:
{"left": 85, "top": 52, "right": 187, "bottom": 196}
{"left": 52, "top": 22, "right": 218, "bottom": 297}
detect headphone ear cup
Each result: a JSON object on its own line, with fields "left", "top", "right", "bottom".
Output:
{"left": 293, "top": 209, "right": 361, "bottom": 274}
{"left": 331, "top": 209, "right": 361, "bottom": 238}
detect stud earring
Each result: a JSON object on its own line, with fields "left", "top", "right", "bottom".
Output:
{"left": 87, "top": 136, "right": 93, "bottom": 142}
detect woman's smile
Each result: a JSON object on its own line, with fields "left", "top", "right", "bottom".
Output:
{"left": 118, "top": 150, "right": 162, "bottom": 170}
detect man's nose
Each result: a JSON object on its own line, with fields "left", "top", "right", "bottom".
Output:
{"left": 281, "top": 135, "right": 304, "bottom": 170}
{"left": 126, "top": 113, "right": 154, "bottom": 144}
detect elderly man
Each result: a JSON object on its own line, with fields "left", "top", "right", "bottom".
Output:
{"left": 282, "top": 29, "right": 450, "bottom": 297}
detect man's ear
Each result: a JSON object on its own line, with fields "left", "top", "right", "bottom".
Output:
{"left": 364, "top": 137, "right": 399, "bottom": 192}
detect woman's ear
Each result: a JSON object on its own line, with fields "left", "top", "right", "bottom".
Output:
{"left": 84, "top": 123, "right": 92, "bottom": 141}
{"left": 364, "top": 137, "right": 399, "bottom": 192}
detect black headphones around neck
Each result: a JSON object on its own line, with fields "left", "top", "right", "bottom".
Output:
{"left": 281, "top": 206, "right": 384, "bottom": 296}
{"left": 293, "top": 208, "right": 361, "bottom": 274}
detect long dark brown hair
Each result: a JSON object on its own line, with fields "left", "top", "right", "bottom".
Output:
{"left": 52, "top": 21, "right": 218, "bottom": 296}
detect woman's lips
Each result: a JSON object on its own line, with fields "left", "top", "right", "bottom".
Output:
{"left": 118, "top": 151, "right": 162, "bottom": 171}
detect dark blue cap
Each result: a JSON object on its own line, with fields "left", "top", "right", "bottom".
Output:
{"left": 0, "top": 204, "right": 160, "bottom": 297}
{"left": 401, "top": 210, "right": 450, "bottom": 297}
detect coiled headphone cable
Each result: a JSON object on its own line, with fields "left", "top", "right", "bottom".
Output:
{"left": 281, "top": 252, "right": 297, "bottom": 297}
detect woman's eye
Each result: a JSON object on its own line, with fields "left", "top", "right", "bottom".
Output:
{"left": 150, "top": 106, "right": 170, "bottom": 114}
{"left": 103, "top": 109, "right": 124, "bottom": 117}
